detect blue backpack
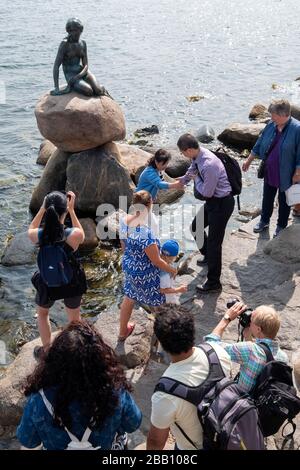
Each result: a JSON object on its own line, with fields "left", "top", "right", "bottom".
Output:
{"left": 37, "top": 229, "right": 74, "bottom": 287}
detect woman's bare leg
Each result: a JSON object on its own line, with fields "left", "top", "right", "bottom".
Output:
{"left": 37, "top": 307, "right": 51, "bottom": 348}
{"left": 119, "top": 296, "right": 135, "bottom": 337}
{"left": 65, "top": 306, "right": 81, "bottom": 323}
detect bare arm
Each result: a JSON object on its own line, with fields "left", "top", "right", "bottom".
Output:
{"left": 242, "top": 153, "right": 256, "bottom": 172}
{"left": 211, "top": 302, "right": 247, "bottom": 338}
{"left": 28, "top": 202, "right": 46, "bottom": 244}
{"left": 53, "top": 41, "right": 66, "bottom": 89}
{"left": 66, "top": 192, "right": 85, "bottom": 250}
{"left": 146, "top": 424, "right": 169, "bottom": 450}
{"left": 145, "top": 244, "right": 177, "bottom": 275}
{"left": 160, "top": 285, "right": 187, "bottom": 294}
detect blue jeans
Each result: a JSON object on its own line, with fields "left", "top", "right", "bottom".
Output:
{"left": 261, "top": 180, "right": 290, "bottom": 228}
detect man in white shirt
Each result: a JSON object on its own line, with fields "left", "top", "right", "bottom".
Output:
{"left": 147, "top": 305, "right": 231, "bottom": 450}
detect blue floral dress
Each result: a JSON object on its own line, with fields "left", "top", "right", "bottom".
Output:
{"left": 120, "top": 219, "right": 165, "bottom": 306}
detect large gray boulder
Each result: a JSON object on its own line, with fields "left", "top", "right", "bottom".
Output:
{"left": 218, "top": 123, "right": 266, "bottom": 149}
{"left": 66, "top": 143, "right": 135, "bottom": 214}
{"left": 30, "top": 149, "right": 69, "bottom": 213}
{"left": 164, "top": 148, "right": 190, "bottom": 178}
{"left": 264, "top": 224, "right": 300, "bottom": 264}
{"left": 36, "top": 140, "right": 57, "bottom": 166}
{"left": 1, "top": 232, "right": 37, "bottom": 266}
{"left": 156, "top": 173, "right": 185, "bottom": 205}
{"left": 0, "top": 336, "right": 41, "bottom": 437}
{"left": 78, "top": 218, "right": 99, "bottom": 252}
{"left": 35, "top": 92, "right": 126, "bottom": 153}
{"left": 96, "top": 209, "right": 126, "bottom": 241}
{"left": 195, "top": 124, "right": 215, "bottom": 143}
{"left": 94, "top": 308, "right": 154, "bottom": 369}
{"left": 117, "top": 144, "right": 150, "bottom": 183}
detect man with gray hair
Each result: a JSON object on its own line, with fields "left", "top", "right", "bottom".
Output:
{"left": 242, "top": 99, "right": 300, "bottom": 237}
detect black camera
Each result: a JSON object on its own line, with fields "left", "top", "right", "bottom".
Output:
{"left": 226, "top": 299, "right": 253, "bottom": 329}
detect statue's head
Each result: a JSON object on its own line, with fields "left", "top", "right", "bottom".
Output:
{"left": 65, "top": 17, "right": 84, "bottom": 34}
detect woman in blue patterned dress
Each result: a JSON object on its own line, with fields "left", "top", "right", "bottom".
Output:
{"left": 118, "top": 191, "right": 177, "bottom": 341}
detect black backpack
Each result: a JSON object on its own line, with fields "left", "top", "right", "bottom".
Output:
{"left": 193, "top": 148, "right": 242, "bottom": 209}
{"left": 154, "top": 343, "right": 265, "bottom": 450}
{"left": 213, "top": 148, "right": 242, "bottom": 197}
{"left": 250, "top": 343, "right": 300, "bottom": 439}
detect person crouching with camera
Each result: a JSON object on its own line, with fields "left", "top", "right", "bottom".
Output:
{"left": 205, "top": 302, "right": 288, "bottom": 393}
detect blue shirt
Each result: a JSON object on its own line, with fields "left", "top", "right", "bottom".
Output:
{"left": 252, "top": 117, "right": 300, "bottom": 192}
{"left": 179, "top": 148, "right": 232, "bottom": 198}
{"left": 16, "top": 387, "right": 142, "bottom": 450}
{"left": 136, "top": 166, "right": 169, "bottom": 200}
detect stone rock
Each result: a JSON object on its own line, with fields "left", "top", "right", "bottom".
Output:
{"left": 30, "top": 149, "right": 69, "bottom": 213}
{"left": 79, "top": 218, "right": 98, "bottom": 252}
{"left": 195, "top": 124, "right": 215, "bottom": 143}
{"left": 264, "top": 225, "right": 300, "bottom": 264}
{"left": 36, "top": 140, "right": 57, "bottom": 166}
{"left": 117, "top": 144, "right": 150, "bottom": 183}
{"left": 238, "top": 207, "right": 261, "bottom": 219}
{"left": 249, "top": 104, "right": 270, "bottom": 122}
{"left": 35, "top": 92, "right": 126, "bottom": 153}
{"left": 66, "top": 143, "right": 135, "bottom": 214}
{"left": 164, "top": 148, "right": 190, "bottom": 178}
{"left": 156, "top": 173, "right": 185, "bottom": 205}
{"left": 94, "top": 308, "right": 154, "bottom": 369}
{"left": 218, "top": 123, "right": 266, "bottom": 149}
{"left": 1, "top": 232, "right": 37, "bottom": 266}
{"left": 134, "top": 125, "right": 159, "bottom": 137}
{"left": 96, "top": 209, "right": 126, "bottom": 241}
{"left": 0, "top": 336, "right": 42, "bottom": 436}
{"left": 291, "top": 104, "right": 300, "bottom": 122}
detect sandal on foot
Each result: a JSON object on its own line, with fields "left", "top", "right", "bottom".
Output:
{"left": 118, "top": 323, "right": 135, "bottom": 342}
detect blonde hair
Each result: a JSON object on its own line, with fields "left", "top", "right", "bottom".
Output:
{"left": 253, "top": 306, "right": 281, "bottom": 339}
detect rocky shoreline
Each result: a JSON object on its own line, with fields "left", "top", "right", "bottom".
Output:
{"left": 1, "top": 212, "right": 299, "bottom": 450}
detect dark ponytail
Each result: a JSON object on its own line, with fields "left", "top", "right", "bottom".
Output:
{"left": 41, "top": 191, "right": 68, "bottom": 245}
{"left": 148, "top": 149, "right": 171, "bottom": 169}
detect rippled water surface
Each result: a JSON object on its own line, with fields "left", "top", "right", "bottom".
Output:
{"left": 1, "top": 0, "right": 300, "bottom": 352}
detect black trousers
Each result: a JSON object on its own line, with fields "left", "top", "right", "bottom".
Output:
{"left": 261, "top": 179, "right": 290, "bottom": 228}
{"left": 191, "top": 195, "right": 235, "bottom": 286}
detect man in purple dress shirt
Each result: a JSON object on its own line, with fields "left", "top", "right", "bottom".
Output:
{"left": 177, "top": 133, "right": 234, "bottom": 293}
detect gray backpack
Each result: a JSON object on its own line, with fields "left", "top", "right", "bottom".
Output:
{"left": 154, "top": 343, "right": 265, "bottom": 450}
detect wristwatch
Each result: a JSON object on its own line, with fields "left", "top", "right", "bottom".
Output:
{"left": 223, "top": 313, "right": 231, "bottom": 322}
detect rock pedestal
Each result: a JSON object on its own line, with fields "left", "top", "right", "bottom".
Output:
{"left": 35, "top": 92, "right": 126, "bottom": 153}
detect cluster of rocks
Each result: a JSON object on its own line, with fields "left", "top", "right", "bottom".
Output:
{"left": 25, "top": 92, "right": 189, "bottom": 254}
{"left": 217, "top": 102, "right": 300, "bottom": 151}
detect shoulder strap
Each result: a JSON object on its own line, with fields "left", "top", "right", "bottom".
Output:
{"left": 154, "top": 343, "right": 225, "bottom": 406}
{"left": 39, "top": 389, "right": 92, "bottom": 444}
{"left": 257, "top": 342, "right": 274, "bottom": 362}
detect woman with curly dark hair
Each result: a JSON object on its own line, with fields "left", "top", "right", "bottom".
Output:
{"left": 16, "top": 321, "right": 142, "bottom": 450}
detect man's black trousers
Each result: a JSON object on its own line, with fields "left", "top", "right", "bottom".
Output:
{"left": 191, "top": 195, "right": 235, "bottom": 286}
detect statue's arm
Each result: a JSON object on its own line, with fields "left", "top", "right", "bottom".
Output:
{"left": 53, "top": 41, "right": 66, "bottom": 89}
{"left": 68, "top": 41, "right": 88, "bottom": 86}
